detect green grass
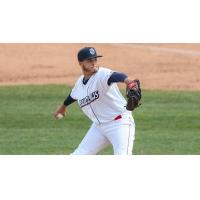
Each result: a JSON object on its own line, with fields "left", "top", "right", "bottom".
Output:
{"left": 0, "top": 85, "right": 200, "bottom": 154}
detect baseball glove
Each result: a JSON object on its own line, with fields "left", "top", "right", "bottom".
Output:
{"left": 126, "top": 79, "right": 142, "bottom": 111}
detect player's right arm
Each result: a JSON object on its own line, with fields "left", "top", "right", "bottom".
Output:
{"left": 53, "top": 95, "right": 77, "bottom": 119}
{"left": 53, "top": 76, "right": 81, "bottom": 119}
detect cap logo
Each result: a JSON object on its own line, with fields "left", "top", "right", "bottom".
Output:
{"left": 89, "top": 48, "right": 95, "bottom": 55}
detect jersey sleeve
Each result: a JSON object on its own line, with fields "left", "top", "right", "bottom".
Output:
{"left": 99, "top": 68, "right": 113, "bottom": 91}
{"left": 70, "top": 76, "right": 83, "bottom": 99}
{"left": 107, "top": 72, "right": 128, "bottom": 85}
{"left": 63, "top": 94, "right": 77, "bottom": 106}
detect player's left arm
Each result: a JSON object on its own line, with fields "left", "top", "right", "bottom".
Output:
{"left": 107, "top": 72, "right": 141, "bottom": 110}
{"left": 107, "top": 71, "right": 138, "bottom": 86}
{"left": 107, "top": 72, "right": 130, "bottom": 85}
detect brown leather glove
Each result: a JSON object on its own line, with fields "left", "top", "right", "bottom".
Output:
{"left": 126, "top": 79, "right": 142, "bottom": 111}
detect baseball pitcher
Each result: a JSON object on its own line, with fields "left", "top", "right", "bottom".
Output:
{"left": 54, "top": 47, "right": 141, "bottom": 155}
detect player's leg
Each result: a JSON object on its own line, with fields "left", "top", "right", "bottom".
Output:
{"left": 71, "top": 123, "right": 110, "bottom": 155}
{"left": 113, "top": 123, "right": 135, "bottom": 155}
{"left": 104, "top": 116, "right": 135, "bottom": 155}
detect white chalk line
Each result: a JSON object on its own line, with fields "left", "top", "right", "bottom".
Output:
{"left": 110, "top": 44, "right": 200, "bottom": 56}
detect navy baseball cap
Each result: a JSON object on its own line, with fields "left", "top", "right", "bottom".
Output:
{"left": 77, "top": 47, "right": 103, "bottom": 62}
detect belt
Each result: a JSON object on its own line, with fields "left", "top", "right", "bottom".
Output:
{"left": 114, "top": 115, "right": 122, "bottom": 120}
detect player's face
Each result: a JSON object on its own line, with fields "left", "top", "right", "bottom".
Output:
{"left": 79, "top": 58, "right": 98, "bottom": 76}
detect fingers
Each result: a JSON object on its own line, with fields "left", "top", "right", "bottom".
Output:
{"left": 53, "top": 104, "right": 67, "bottom": 119}
{"left": 54, "top": 112, "right": 66, "bottom": 120}
{"left": 55, "top": 113, "right": 65, "bottom": 119}
{"left": 124, "top": 78, "right": 139, "bottom": 89}
{"left": 127, "top": 81, "right": 136, "bottom": 89}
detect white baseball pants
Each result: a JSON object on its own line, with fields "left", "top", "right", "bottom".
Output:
{"left": 71, "top": 113, "right": 135, "bottom": 155}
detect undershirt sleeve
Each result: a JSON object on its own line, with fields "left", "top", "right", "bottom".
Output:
{"left": 107, "top": 72, "right": 128, "bottom": 86}
{"left": 63, "top": 95, "right": 77, "bottom": 106}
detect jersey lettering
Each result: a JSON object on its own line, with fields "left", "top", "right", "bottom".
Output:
{"left": 79, "top": 90, "right": 99, "bottom": 108}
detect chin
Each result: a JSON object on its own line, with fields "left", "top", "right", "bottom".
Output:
{"left": 93, "top": 68, "right": 97, "bottom": 72}
{"left": 83, "top": 66, "right": 98, "bottom": 75}
{"left": 93, "top": 66, "right": 99, "bottom": 72}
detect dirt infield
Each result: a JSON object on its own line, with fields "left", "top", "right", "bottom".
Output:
{"left": 0, "top": 44, "right": 200, "bottom": 90}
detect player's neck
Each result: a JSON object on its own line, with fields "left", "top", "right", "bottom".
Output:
{"left": 83, "top": 70, "right": 97, "bottom": 79}
{"left": 83, "top": 73, "right": 93, "bottom": 79}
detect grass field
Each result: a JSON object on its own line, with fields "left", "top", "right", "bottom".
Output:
{"left": 0, "top": 85, "right": 200, "bottom": 155}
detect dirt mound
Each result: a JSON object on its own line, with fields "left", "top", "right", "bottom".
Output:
{"left": 0, "top": 44, "right": 200, "bottom": 90}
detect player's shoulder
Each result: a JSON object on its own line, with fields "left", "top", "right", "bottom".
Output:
{"left": 74, "top": 74, "right": 84, "bottom": 86}
{"left": 98, "top": 67, "right": 113, "bottom": 76}
{"left": 99, "top": 67, "right": 112, "bottom": 72}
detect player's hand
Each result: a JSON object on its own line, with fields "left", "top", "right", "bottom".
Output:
{"left": 124, "top": 78, "right": 136, "bottom": 88}
{"left": 53, "top": 104, "right": 67, "bottom": 119}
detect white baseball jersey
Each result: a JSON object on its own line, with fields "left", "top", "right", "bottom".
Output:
{"left": 70, "top": 67, "right": 129, "bottom": 124}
